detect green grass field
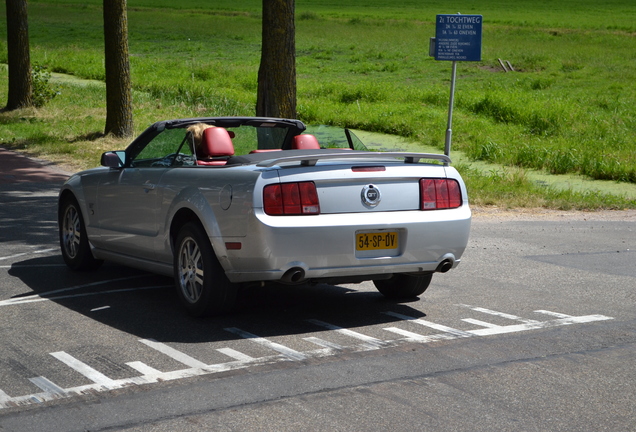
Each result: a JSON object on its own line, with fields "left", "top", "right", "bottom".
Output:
{"left": 1, "top": 0, "right": 635, "bottom": 209}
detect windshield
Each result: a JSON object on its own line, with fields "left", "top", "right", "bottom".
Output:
{"left": 304, "top": 125, "right": 369, "bottom": 151}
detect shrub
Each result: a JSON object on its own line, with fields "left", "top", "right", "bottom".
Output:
{"left": 31, "top": 64, "right": 59, "bottom": 108}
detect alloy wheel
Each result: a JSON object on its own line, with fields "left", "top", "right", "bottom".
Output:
{"left": 62, "top": 205, "right": 81, "bottom": 259}
{"left": 178, "top": 237, "right": 204, "bottom": 304}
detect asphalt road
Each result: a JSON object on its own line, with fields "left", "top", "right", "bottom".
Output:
{"left": 0, "top": 148, "right": 634, "bottom": 431}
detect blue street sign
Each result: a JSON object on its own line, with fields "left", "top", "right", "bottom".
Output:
{"left": 435, "top": 14, "right": 483, "bottom": 62}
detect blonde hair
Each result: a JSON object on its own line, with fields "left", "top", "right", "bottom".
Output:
{"left": 187, "top": 123, "right": 215, "bottom": 147}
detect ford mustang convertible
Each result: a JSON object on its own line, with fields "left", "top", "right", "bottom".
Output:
{"left": 58, "top": 117, "right": 471, "bottom": 316}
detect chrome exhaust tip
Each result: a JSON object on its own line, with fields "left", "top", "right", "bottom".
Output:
{"left": 281, "top": 267, "right": 306, "bottom": 283}
{"left": 436, "top": 259, "right": 454, "bottom": 273}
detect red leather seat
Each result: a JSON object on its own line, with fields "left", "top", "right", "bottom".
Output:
{"left": 292, "top": 134, "right": 320, "bottom": 150}
{"left": 196, "top": 127, "right": 234, "bottom": 166}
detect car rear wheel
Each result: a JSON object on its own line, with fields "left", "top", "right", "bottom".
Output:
{"left": 174, "top": 222, "right": 237, "bottom": 317}
{"left": 59, "top": 196, "right": 103, "bottom": 271}
{"left": 373, "top": 273, "right": 433, "bottom": 299}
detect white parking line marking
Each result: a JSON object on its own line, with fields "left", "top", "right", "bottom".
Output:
{"left": 139, "top": 339, "right": 209, "bottom": 369}
{"left": 225, "top": 328, "right": 307, "bottom": 361}
{"left": 306, "top": 319, "right": 387, "bottom": 349}
{"left": 462, "top": 318, "right": 503, "bottom": 328}
{"left": 384, "top": 312, "right": 474, "bottom": 338}
{"left": 466, "top": 314, "right": 614, "bottom": 336}
{"left": 32, "top": 248, "right": 56, "bottom": 255}
{"left": 0, "top": 248, "right": 55, "bottom": 262}
{"left": 0, "top": 264, "right": 66, "bottom": 269}
{"left": 303, "top": 337, "right": 344, "bottom": 350}
{"left": 0, "top": 389, "right": 10, "bottom": 403}
{"left": 459, "top": 305, "right": 542, "bottom": 324}
{"left": 28, "top": 377, "right": 66, "bottom": 396}
{"left": 0, "top": 285, "right": 171, "bottom": 307}
{"left": 126, "top": 361, "right": 162, "bottom": 376}
{"left": 50, "top": 352, "right": 118, "bottom": 387}
{"left": 0, "top": 275, "right": 157, "bottom": 307}
{"left": 535, "top": 310, "right": 573, "bottom": 318}
{"left": 217, "top": 348, "right": 254, "bottom": 362}
{"left": 0, "top": 307, "right": 615, "bottom": 410}
{"left": 0, "top": 253, "right": 28, "bottom": 262}
{"left": 383, "top": 327, "right": 457, "bottom": 343}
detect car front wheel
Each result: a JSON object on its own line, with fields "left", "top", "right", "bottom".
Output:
{"left": 373, "top": 273, "right": 433, "bottom": 299}
{"left": 174, "top": 222, "right": 237, "bottom": 317}
{"left": 59, "top": 196, "right": 102, "bottom": 271}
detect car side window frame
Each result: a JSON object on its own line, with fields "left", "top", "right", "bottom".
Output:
{"left": 130, "top": 128, "right": 195, "bottom": 168}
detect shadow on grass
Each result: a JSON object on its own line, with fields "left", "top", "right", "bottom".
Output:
{"left": 70, "top": 131, "right": 105, "bottom": 142}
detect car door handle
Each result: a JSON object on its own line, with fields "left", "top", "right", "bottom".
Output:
{"left": 143, "top": 181, "right": 156, "bottom": 190}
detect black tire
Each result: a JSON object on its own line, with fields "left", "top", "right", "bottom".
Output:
{"left": 59, "top": 196, "right": 103, "bottom": 271}
{"left": 373, "top": 273, "right": 433, "bottom": 299}
{"left": 174, "top": 222, "right": 237, "bottom": 317}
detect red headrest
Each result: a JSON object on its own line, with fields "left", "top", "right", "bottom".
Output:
{"left": 292, "top": 134, "right": 320, "bottom": 150}
{"left": 198, "top": 127, "right": 235, "bottom": 159}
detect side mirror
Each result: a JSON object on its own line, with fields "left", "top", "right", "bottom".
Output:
{"left": 101, "top": 151, "right": 126, "bottom": 168}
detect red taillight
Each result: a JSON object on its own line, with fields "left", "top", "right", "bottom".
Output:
{"left": 264, "top": 182, "right": 320, "bottom": 215}
{"left": 281, "top": 183, "right": 302, "bottom": 214}
{"left": 447, "top": 179, "right": 462, "bottom": 208}
{"left": 298, "top": 182, "right": 320, "bottom": 214}
{"left": 263, "top": 184, "right": 283, "bottom": 215}
{"left": 420, "top": 179, "right": 462, "bottom": 210}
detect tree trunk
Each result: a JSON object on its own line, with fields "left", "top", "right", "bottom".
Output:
{"left": 256, "top": 0, "right": 296, "bottom": 119}
{"left": 103, "top": 0, "right": 133, "bottom": 137}
{"left": 4, "top": 0, "right": 32, "bottom": 110}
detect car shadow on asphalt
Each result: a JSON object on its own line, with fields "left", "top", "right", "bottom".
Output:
{"left": 8, "top": 255, "right": 427, "bottom": 344}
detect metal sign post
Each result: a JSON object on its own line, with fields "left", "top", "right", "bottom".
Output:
{"left": 445, "top": 61, "right": 458, "bottom": 159}
{"left": 430, "top": 13, "right": 483, "bottom": 162}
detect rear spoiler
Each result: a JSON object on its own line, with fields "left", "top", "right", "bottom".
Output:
{"left": 256, "top": 151, "right": 451, "bottom": 168}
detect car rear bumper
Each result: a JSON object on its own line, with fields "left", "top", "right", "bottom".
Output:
{"left": 216, "top": 206, "right": 471, "bottom": 283}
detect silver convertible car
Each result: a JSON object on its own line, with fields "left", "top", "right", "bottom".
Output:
{"left": 58, "top": 117, "right": 471, "bottom": 316}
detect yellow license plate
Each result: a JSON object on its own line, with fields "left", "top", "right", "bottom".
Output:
{"left": 356, "top": 232, "right": 399, "bottom": 251}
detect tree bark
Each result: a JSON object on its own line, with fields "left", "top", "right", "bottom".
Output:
{"left": 256, "top": 0, "right": 296, "bottom": 119}
{"left": 4, "top": 0, "right": 32, "bottom": 110}
{"left": 103, "top": 0, "right": 133, "bottom": 137}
